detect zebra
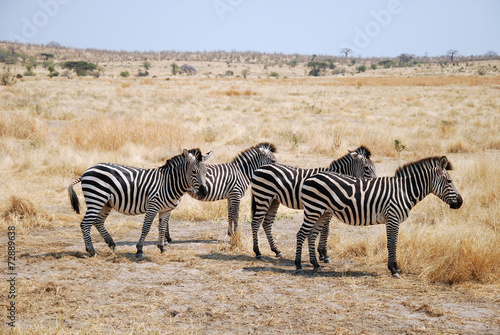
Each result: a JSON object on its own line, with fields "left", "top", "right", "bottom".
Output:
{"left": 250, "top": 146, "right": 377, "bottom": 261}
{"left": 68, "top": 149, "right": 209, "bottom": 257}
{"left": 295, "top": 156, "right": 463, "bottom": 278}
{"left": 181, "top": 142, "right": 277, "bottom": 239}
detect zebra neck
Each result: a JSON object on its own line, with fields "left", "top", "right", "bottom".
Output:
{"left": 233, "top": 159, "right": 259, "bottom": 179}
{"left": 327, "top": 154, "right": 353, "bottom": 173}
{"left": 400, "top": 171, "right": 433, "bottom": 208}
{"left": 160, "top": 163, "right": 190, "bottom": 198}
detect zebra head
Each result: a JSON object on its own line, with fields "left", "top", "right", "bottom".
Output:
{"left": 183, "top": 148, "right": 210, "bottom": 199}
{"left": 256, "top": 142, "right": 278, "bottom": 165}
{"left": 348, "top": 146, "right": 377, "bottom": 179}
{"left": 431, "top": 156, "right": 463, "bottom": 209}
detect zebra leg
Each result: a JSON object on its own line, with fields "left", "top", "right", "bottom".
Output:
{"left": 227, "top": 197, "right": 241, "bottom": 236}
{"left": 80, "top": 211, "right": 99, "bottom": 256}
{"left": 93, "top": 204, "right": 116, "bottom": 252}
{"left": 386, "top": 218, "right": 401, "bottom": 278}
{"left": 157, "top": 211, "right": 171, "bottom": 253}
{"left": 308, "top": 227, "right": 322, "bottom": 272}
{"left": 162, "top": 211, "right": 172, "bottom": 244}
{"left": 295, "top": 212, "right": 320, "bottom": 274}
{"left": 309, "top": 213, "right": 330, "bottom": 272}
{"left": 318, "top": 215, "right": 332, "bottom": 263}
{"left": 136, "top": 209, "right": 158, "bottom": 256}
{"left": 251, "top": 197, "right": 270, "bottom": 259}
{"left": 262, "top": 200, "right": 282, "bottom": 258}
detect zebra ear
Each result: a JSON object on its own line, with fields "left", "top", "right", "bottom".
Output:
{"left": 259, "top": 147, "right": 270, "bottom": 156}
{"left": 183, "top": 149, "right": 195, "bottom": 162}
{"left": 439, "top": 156, "right": 449, "bottom": 170}
{"left": 350, "top": 152, "right": 361, "bottom": 160}
{"left": 203, "top": 150, "right": 213, "bottom": 162}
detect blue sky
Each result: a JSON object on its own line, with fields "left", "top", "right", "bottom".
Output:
{"left": 0, "top": 0, "right": 499, "bottom": 57}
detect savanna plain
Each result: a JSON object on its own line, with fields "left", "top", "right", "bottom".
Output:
{"left": 1, "top": 47, "right": 500, "bottom": 334}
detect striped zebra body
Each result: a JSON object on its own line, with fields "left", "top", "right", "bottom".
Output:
{"left": 68, "top": 149, "right": 208, "bottom": 256}
{"left": 250, "top": 146, "right": 376, "bottom": 260}
{"left": 295, "top": 156, "right": 463, "bottom": 277}
{"left": 187, "top": 142, "right": 277, "bottom": 236}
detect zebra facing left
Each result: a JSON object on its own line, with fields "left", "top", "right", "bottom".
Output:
{"left": 184, "top": 142, "right": 277, "bottom": 238}
{"left": 295, "top": 156, "right": 463, "bottom": 278}
{"left": 68, "top": 149, "right": 209, "bottom": 257}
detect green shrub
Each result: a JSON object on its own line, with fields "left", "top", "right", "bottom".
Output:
{"left": 357, "top": 65, "right": 367, "bottom": 73}
{"left": 61, "top": 61, "right": 97, "bottom": 76}
{"left": 370, "top": 64, "right": 377, "bottom": 70}
{"left": 269, "top": 72, "right": 280, "bottom": 78}
{"left": 143, "top": 61, "right": 151, "bottom": 70}
{"left": 120, "top": 71, "right": 130, "bottom": 77}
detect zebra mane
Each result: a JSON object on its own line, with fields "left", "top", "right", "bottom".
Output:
{"left": 352, "top": 146, "right": 371, "bottom": 159}
{"left": 161, "top": 148, "right": 203, "bottom": 169}
{"left": 395, "top": 156, "right": 453, "bottom": 177}
{"left": 231, "top": 142, "right": 277, "bottom": 163}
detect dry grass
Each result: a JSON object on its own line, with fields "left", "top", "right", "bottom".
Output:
{"left": 1, "top": 57, "right": 499, "bottom": 333}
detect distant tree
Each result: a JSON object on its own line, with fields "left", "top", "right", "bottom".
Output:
{"left": 357, "top": 64, "right": 367, "bottom": 73}
{"left": 398, "top": 53, "right": 414, "bottom": 66}
{"left": 306, "top": 61, "right": 328, "bottom": 76}
{"left": 143, "top": 61, "right": 151, "bottom": 70}
{"left": 171, "top": 63, "right": 179, "bottom": 75}
{"left": 485, "top": 50, "right": 498, "bottom": 58}
{"left": 447, "top": 49, "right": 458, "bottom": 62}
{"left": 241, "top": 68, "right": 249, "bottom": 79}
{"left": 61, "top": 61, "right": 97, "bottom": 76}
{"left": 340, "top": 48, "right": 352, "bottom": 58}
{"left": 311, "top": 54, "right": 317, "bottom": 61}
{"left": 41, "top": 53, "right": 54, "bottom": 61}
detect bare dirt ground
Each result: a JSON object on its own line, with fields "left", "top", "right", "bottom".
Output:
{"left": 6, "top": 209, "right": 500, "bottom": 334}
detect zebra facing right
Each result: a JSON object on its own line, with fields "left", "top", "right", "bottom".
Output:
{"left": 295, "top": 156, "right": 463, "bottom": 278}
{"left": 68, "top": 149, "right": 208, "bottom": 257}
{"left": 250, "top": 146, "right": 377, "bottom": 261}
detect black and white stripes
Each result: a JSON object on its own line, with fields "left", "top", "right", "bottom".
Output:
{"left": 187, "top": 142, "right": 277, "bottom": 236}
{"left": 250, "top": 146, "right": 377, "bottom": 260}
{"left": 295, "top": 156, "right": 463, "bottom": 277}
{"left": 68, "top": 149, "right": 208, "bottom": 256}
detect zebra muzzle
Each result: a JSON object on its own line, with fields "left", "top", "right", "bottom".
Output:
{"left": 450, "top": 194, "right": 463, "bottom": 209}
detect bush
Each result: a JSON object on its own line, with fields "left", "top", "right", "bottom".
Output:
{"left": 143, "top": 61, "right": 151, "bottom": 70}
{"left": 225, "top": 70, "right": 234, "bottom": 76}
{"left": 120, "top": 71, "right": 130, "bottom": 77}
{"left": 370, "top": 64, "right": 377, "bottom": 70}
{"left": 171, "top": 63, "right": 179, "bottom": 75}
{"left": 1, "top": 67, "right": 16, "bottom": 86}
{"left": 357, "top": 65, "right": 367, "bottom": 73}
{"left": 61, "top": 61, "right": 97, "bottom": 76}
{"left": 269, "top": 72, "right": 279, "bottom": 78}
{"left": 137, "top": 70, "right": 149, "bottom": 77}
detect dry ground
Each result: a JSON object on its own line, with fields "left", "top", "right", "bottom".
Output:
{"left": 1, "top": 60, "right": 499, "bottom": 333}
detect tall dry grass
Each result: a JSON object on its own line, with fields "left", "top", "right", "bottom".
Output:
{"left": 0, "top": 70, "right": 499, "bottom": 286}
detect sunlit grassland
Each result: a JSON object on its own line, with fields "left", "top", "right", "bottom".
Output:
{"left": 1, "top": 72, "right": 499, "bottom": 287}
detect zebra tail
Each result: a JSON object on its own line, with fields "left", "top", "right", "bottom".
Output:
{"left": 68, "top": 178, "right": 81, "bottom": 214}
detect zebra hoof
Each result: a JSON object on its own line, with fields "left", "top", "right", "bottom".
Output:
{"left": 275, "top": 252, "right": 283, "bottom": 258}
{"left": 157, "top": 244, "right": 165, "bottom": 253}
{"left": 313, "top": 267, "right": 322, "bottom": 273}
{"left": 323, "top": 257, "right": 332, "bottom": 264}
{"left": 256, "top": 254, "right": 263, "bottom": 260}
{"left": 392, "top": 272, "right": 401, "bottom": 279}
{"left": 109, "top": 244, "right": 116, "bottom": 253}
{"left": 135, "top": 252, "right": 144, "bottom": 259}
{"left": 294, "top": 269, "right": 304, "bottom": 275}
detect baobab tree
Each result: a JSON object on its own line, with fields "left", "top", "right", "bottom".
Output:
{"left": 340, "top": 48, "right": 352, "bottom": 58}
{"left": 447, "top": 49, "right": 458, "bottom": 62}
